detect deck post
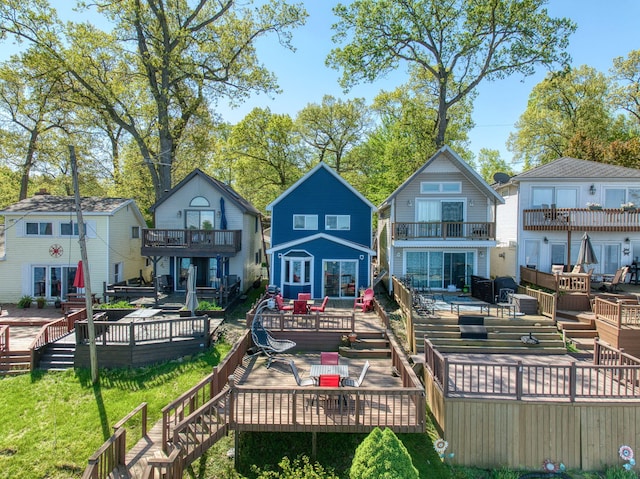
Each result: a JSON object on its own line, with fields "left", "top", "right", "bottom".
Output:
{"left": 228, "top": 376, "right": 235, "bottom": 426}
{"left": 569, "top": 363, "right": 576, "bottom": 402}
{"left": 516, "top": 361, "right": 523, "bottom": 400}
{"left": 311, "top": 431, "right": 317, "bottom": 461}
{"left": 443, "top": 357, "right": 449, "bottom": 396}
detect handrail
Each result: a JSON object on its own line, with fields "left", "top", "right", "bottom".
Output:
{"left": 161, "top": 330, "right": 250, "bottom": 453}
{"left": 594, "top": 297, "right": 640, "bottom": 328}
{"left": 424, "top": 339, "right": 640, "bottom": 401}
{"left": 81, "top": 427, "right": 127, "bottom": 479}
{"left": 258, "top": 311, "right": 356, "bottom": 332}
{"left": 112, "top": 402, "right": 148, "bottom": 436}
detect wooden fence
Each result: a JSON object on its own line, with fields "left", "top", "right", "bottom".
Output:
{"left": 520, "top": 266, "right": 590, "bottom": 293}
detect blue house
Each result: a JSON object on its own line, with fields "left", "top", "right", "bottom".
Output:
{"left": 266, "top": 163, "right": 376, "bottom": 300}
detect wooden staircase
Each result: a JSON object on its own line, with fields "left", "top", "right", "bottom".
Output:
{"left": 412, "top": 315, "right": 567, "bottom": 354}
{"left": 38, "top": 342, "right": 75, "bottom": 371}
{"left": 556, "top": 310, "right": 598, "bottom": 353}
{"left": 339, "top": 332, "right": 390, "bottom": 359}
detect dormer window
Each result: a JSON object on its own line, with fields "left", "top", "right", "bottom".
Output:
{"left": 189, "top": 196, "right": 210, "bottom": 207}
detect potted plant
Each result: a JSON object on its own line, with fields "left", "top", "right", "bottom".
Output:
{"left": 36, "top": 297, "right": 46, "bottom": 309}
{"left": 621, "top": 202, "right": 636, "bottom": 212}
{"left": 586, "top": 202, "right": 602, "bottom": 210}
{"left": 17, "top": 295, "right": 33, "bottom": 309}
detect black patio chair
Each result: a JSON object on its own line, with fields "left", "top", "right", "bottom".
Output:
{"left": 250, "top": 300, "right": 296, "bottom": 368}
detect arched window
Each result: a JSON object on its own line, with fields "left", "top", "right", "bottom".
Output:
{"left": 190, "top": 196, "right": 210, "bottom": 207}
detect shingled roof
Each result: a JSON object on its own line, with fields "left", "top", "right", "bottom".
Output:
{"left": 511, "top": 157, "right": 640, "bottom": 181}
{"left": 0, "top": 195, "right": 135, "bottom": 214}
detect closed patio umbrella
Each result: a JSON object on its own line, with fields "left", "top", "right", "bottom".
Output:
{"left": 576, "top": 233, "right": 598, "bottom": 267}
{"left": 185, "top": 264, "right": 199, "bottom": 315}
{"left": 220, "top": 197, "right": 227, "bottom": 230}
{"left": 73, "top": 260, "right": 85, "bottom": 294}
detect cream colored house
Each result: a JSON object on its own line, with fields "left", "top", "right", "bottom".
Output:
{"left": 0, "top": 193, "right": 147, "bottom": 303}
{"left": 377, "top": 146, "right": 504, "bottom": 293}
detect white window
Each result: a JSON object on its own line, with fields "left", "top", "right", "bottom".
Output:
{"left": 60, "top": 221, "right": 85, "bottom": 236}
{"left": 604, "top": 188, "right": 640, "bottom": 208}
{"left": 293, "top": 215, "right": 318, "bottom": 230}
{"left": 531, "top": 187, "right": 577, "bottom": 208}
{"left": 114, "top": 262, "right": 123, "bottom": 283}
{"left": 25, "top": 222, "right": 53, "bottom": 236}
{"left": 325, "top": 215, "right": 350, "bottom": 230}
{"left": 185, "top": 210, "right": 215, "bottom": 229}
{"left": 420, "top": 182, "right": 461, "bottom": 194}
{"left": 284, "top": 251, "right": 312, "bottom": 284}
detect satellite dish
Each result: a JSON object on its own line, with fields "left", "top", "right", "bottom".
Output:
{"left": 493, "top": 172, "right": 511, "bottom": 184}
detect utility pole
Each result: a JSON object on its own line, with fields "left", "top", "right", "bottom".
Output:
{"left": 70, "top": 145, "right": 99, "bottom": 384}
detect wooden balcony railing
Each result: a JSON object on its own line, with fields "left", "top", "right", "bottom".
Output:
{"left": 523, "top": 207, "right": 640, "bottom": 231}
{"left": 594, "top": 297, "right": 640, "bottom": 328}
{"left": 141, "top": 228, "right": 241, "bottom": 256}
{"left": 392, "top": 221, "right": 495, "bottom": 240}
{"left": 425, "top": 339, "right": 640, "bottom": 400}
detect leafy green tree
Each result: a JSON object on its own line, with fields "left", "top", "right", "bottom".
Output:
{"left": 0, "top": 0, "right": 307, "bottom": 200}
{"left": 476, "top": 148, "right": 516, "bottom": 183}
{"left": 611, "top": 50, "right": 640, "bottom": 126}
{"left": 327, "top": 0, "right": 575, "bottom": 147}
{"left": 296, "top": 95, "right": 372, "bottom": 173}
{"left": 508, "top": 66, "right": 621, "bottom": 168}
{"left": 349, "top": 427, "right": 418, "bottom": 479}
{"left": 228, "top": 107, "right": 306, "bottom": 212}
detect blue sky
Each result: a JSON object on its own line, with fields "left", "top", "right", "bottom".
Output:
{"left": 226, "top": 0, "right": 640, "bottom": 168}
{"left": 3, "top": 1, "right": 639, "bottom": 169}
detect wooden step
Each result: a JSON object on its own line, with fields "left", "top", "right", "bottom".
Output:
{"left": 338, "top": 346, "right": 390, "bottom": 359}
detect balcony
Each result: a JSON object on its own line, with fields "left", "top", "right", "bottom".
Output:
{"left": 141, "top": 228, "right": 241, "bottom": 257}
{"left": 392, "top": 221, "right": 495, "bottom": 241}
{"left": 523, "top": 208, "right": 640, "bottom": 232}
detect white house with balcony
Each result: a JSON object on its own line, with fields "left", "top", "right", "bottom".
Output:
{"left": 377, "top": 146, "right": 504, "bottom": 293}
{"left": 493, "top": 157, "right": 640, "bottom": 281}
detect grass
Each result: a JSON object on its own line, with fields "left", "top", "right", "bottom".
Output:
{"left": 0, "top": 344, "right": 231, "bottom": 479}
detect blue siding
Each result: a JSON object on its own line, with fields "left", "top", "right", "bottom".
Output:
{"left": 271, "top": 167, "right": 371, "bottom": 247}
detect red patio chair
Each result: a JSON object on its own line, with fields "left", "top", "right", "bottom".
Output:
{"left": 310, "top": 296, "right": 329, "bottom": 312}
{"left": 320, "top": 352, "right": 339, "bottom": 365}
{"left": 275, "top": 294, "right": 293, "bottom": 311}
{"left": 293, "top": 299, "right": 308, "bottom": 314}
{"left": 354, "top": 288, "right": 374, "bottom": 312}
{"left": 319, "top": 374, "right": 340, "bottom": 387}
{"left": 298, "top": 293, "right": 311, "bottom": 301}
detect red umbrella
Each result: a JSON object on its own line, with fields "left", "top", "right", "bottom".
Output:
{"left": 73, "top": 260, "right": 85, "bottom": 289}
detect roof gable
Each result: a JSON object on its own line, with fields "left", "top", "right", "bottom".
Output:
{"left": 379, "top": 145, "right": 504, "bottom": 207}
{"left": 266, "top": 162, "right": 375, "bottom": 211}
{"left": 150, "top": 169, "right": 260, "bottom": 215}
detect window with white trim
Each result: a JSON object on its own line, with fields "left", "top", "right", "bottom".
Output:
{"left": 131, "top": 226, "right": 140, "bottom": 239}
{"left": 325, "top": 215, "right": 350, "bottom": 230}
{"left": 293, "top": 215, "right": 318, "bottom": 230}
{"left": 26, "top": 222, "right": 53, "bottom": 236}
{"left": 283, "top": 251, "right": 311, "bottom": 284}
{"left": 420, "top": 182, "right": 461, "bottom": 194}
{"left": 60, "top": 221, "right": 85, "bottom": 236}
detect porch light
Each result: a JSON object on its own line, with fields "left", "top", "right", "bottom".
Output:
{"left": 589, "top": 184, "right": 596, "bottom": 195}
{"left": 407, "top": 199, "right": 413, "bottom": 207}
{"left": 544, "top": 237, "right": 549, "bottom": 244}
{"left": 625, "top": 237, "right": 630, "bottom": 243}
{"left": 177, "top": 210, "right": 182, "bottom": 217}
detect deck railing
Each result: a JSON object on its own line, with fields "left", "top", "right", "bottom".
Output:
{"left": 520, "top": 266, "right": 590, "bottom": 293}
{"left": 595, "top": 339, "right": 640, "bottom": 367}
{"left": 523, "top": 207, "right": 640, "bottom": 231}
{"left": 392, "top": 221, "right": 495, "bottom": 240}
{"left": 424, "top": 339, "right": 640, "bottom": 401}
{"left": 75, "top": 316, "right": 209, "bottom": 345}
{"left": 258, "top": 311, "right": 356, "bottom": 332}
{"left": 142, "top": 228, "right": 241, "bottom": 255}
{"left": 594, "top": 297, "right": 640, "bottom": 328}
{"left": 0, "top": 325, "right": 8, "bottom": 352}
{"left": 81, "top": 403, "right": 148, "bottom": 479}
{"left": 519, "top": 285, "right": 557, "bottom": 320}
{"left": 161, "top": 331, "right": 251, "bottom": 453}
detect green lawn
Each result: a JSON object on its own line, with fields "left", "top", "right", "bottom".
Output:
{"left": 0, "top": 345, "right": 229, "bottom": 479}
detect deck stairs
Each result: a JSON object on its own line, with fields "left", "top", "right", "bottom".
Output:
{"left": 555, "top": 310, "right": 598, "bottom": 353}
{"left": 412, "top": 315, "right": 568, "bottom": 355}
{"left": 339, "top": 332, "right": 390, "bottom": 359}
{"left": 38, "top": 342, "right": 76, "bottom": 371}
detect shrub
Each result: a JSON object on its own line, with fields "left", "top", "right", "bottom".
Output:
{"left": 252, "top": 455, "right": 339, "bottom": 478}
{"left": 97, "top": 300, "right": 136, "bottom": 309}
{"left": 17, "top": 295, "right": 33, "bottom": 308}
{"left": 350, "top": 427, "right": 418, "bottom": 479}
{"left": 197, "top": 300, "right": 221, "bottom": 311}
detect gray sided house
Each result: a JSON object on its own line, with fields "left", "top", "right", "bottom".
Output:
{"left": 143, "top": 169, "right": 263, "bottom": 294}
{"left": 378, "top": 146, "right": 504, "bottom": 293}
{"left": 266, "top": 162, "right": 376, "bottom": 300}
{"left": 493, "top": 157, "right": 640, "bottom": 281}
